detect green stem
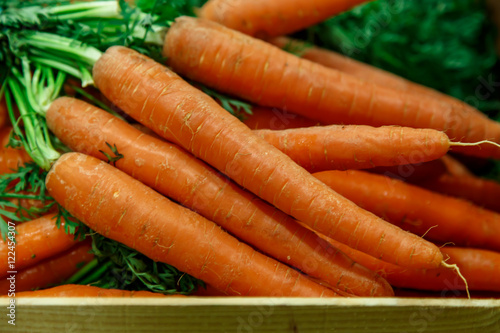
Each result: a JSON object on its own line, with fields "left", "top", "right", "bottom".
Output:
{"left": 64, "top": 258, "right": 99, "bottom": 284}
{"left": 79, "top": 261, "right": 114, "bottom": 285}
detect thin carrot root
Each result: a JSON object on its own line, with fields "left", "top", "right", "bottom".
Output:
{"left": 449, "top": 140, "right": 500, "bottom": 149}
{"left": 441, "top": 261, "right": 470, "bottom": 299}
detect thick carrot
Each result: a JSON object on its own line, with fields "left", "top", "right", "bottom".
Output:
{"left": 253, "top": 125, "right": 450, "bottom": 172}
{"left": 0, "top": 240, "right": 93, "bottom": 294}
{"left": 46, "top": 153, "right": 339, "bottom": 297}
{"left": 420, "top": 174, "right": 500, "bottom": 213}
{"left": 163, "top": 16, "right": 500, "bottom": 159}
{"left": 93, "top": 45, "right": 443, "bottom": 269}
{"left": 0, "top": 127, "right": 31, "bottom": 174}
{"left": 323, "top": 236, "right": 500, "bottom": 292}
{"left": 313, "top": 170, "right": 500, "bottom": 251}
{"left": 0, "top": 214, "right": 78, "bottom": 277}
{"left": 244, "top": 105, "right": 320, "bottom": 130}
{"left": 12, "top": 285, "right": 174, "bottom": 297}
{"left": 47, "top": 97, "right": 393, "bottom": 297}
{"left": 269, "top": 37, "right": 456, "bottom": 102}
{"left": 198, "top": 0, "right": 371, "bottom": 38}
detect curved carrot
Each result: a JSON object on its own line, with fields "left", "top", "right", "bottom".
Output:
{"left": 323, "top": 237, "right": 500, "bottom": 292}
{"left": 420, "top": 174, "right": 500, "bottom": 213}
{"left": 12, "top": 284, "right": 174, "bottom": 297}
{"left": 198, "top": 0, "right": 371, "bottom": 38}
{"left": 0, "top": 214, "right": 78, "bottom": 277}
{"left": 163, "top": 16, "right": 500, "bottom": 159}
{"left": 0, "top": 240, "right": 93, "bottom": 294}
{"left": 47, "top": 97, "right": 393, "bottom": 297}
{"left": 46, "top": 153, "right": 339, "bottom": 297}
{"left": 254, "top": 125, "right": 450, "bottom": 172}
{"left": 93, "top": 45, "right": 443, "bottom": 270}
{"left": 0, "top": 127, "right": 31, "bottom": 174}
{"left": 244, "top": 105, "right": 319, "bottom": 130}
{"left": 313, "top": 170, "right": 500, "bottom": 251}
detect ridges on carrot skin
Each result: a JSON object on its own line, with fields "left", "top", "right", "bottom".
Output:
{"left": 162, "top": 16, "right": 500, "bottom": 159}
{"left": 93, "top": 45, "right": 444, "bottom": 270}
{"left": 46, "top": 152, "right": 340, "bottom": 297}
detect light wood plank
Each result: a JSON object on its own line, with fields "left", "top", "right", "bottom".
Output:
{"left": 1, "top": 298, "right": 499, "bottom": 333}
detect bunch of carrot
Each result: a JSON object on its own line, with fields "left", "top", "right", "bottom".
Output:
{"left": 2, "top": 0, "right": 500, "bottom": 298}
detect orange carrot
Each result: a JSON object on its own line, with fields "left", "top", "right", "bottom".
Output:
{"left": 0, "top": 127, "right": 31, "bottom": 174}
{"left": 323, "top": 237, "right": 500, "bottom": 292}
{"left": 47, "top": 97, "right": 393, "bottom": 297}
{"left": 163, "top": 16, "right": 500, "bottom": 159}
{"left": 314, "top": 170, "right": 500, "bottom": 251}
{"left": 244, "top": 105, "right": 320, "bottom": 130}
{"left": 46, "top": 152, "right": 339, "bottom": 297}
{"left": 269, "top": 37, "right": 457, "bottom": 102}
{"left": 198, "top": 0, "right": 371, "bottom": 38}
{"left": 254, "top": 125, "right": 450, "bottom": 172}
{"left": 93, "top": 45, "right": 443, "bottom": 269}
{"left": 367, "top": 159, "right": 448, "bottom": 184}
{"left": 420, "top": 174, "right": 500, "bottom": 213}
{"left": 12, "top": 285, "right": 174, "bottom": 297}
{"left": 0, "top": 240, "right": 93, "bottom": 294}
{"left": 440, "top": 155, "right": 474, "bottom": 177}
{"left": 0, "top": 214, "right": 78, "bottom": 277}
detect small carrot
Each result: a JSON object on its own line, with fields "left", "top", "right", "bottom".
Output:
{"left": 93, "top": 45, "right": 443, "bottom": 269}
{"left": 163, "top": 16, "right": 500, "bottom": 159}
{"left": 47, "top": 96, "right": 393, "bottom": 297}
{"left": 0, "top": 127, "right": 31, "bottom": 174}
{"left": 253, "top": 125, "right": 450, "bottom": 172}
{"left": 12, "top": 284, "right": 175, "bottom": 297}
{"left": 323, "top": 236, "right": 500, "bottom": 292}
{"left": 313, "top": 170, "right": 500, "bottom": 252}
{"left": 198, "top": 0, "right": 371, "bottom": 38}
{"left": 244, "top": 105, "right": 320, "bottom": 130}
{"left": 46, "top": 152, "right": 339, "bottom": 297}
{"left": 0, "top": 240, "right": 93, "bottom": 294}
{"left": 0, "top": 214, "right": 78, "bottom": 277}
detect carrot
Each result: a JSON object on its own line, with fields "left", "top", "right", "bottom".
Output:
{"left": 0, "top": 214, "right": 78, "bottom": 277}
{"left": 93, "top": 45, "right": 443, "bottom": 270}
{"left": 12, "top": 285, "right": 174, "bottom": 297}
{"left": 440, "top": 155, "right": 474, "bottom": 177}
{"left": 313, "top": 170, "right": 500, "bottom": 251}
{"left": 269, "top": 37, "right": 458, "bottom": 103}
{"left": 46, "top": 152, "right": 340, "bottom": 297}
{"left": 244, "top": 105, "right": 320, "bottom": 130}
{"left": 198, "top": 0, "right": 371, "bottom": 38}
{"left": 322, "top": 236, "right": 500, "bottom": 292}
{"left": 367, "top": 159, "right": 448, "bottom": 184}
{"left": 420, "top": 174, "right": 500, "bottom": 213}
{"left": 47, "top": 97, "right": 393, "bottom": 297}
{"left": 0, "top": 240, "right": 93, "bottom": 294}
{"left": 253, "top": 125, "right": 450, "bottom": 172}
{"left": 162, "top": 16, "right": 500, "bottom": 159}
{"left": 0, "top": 127, "right": 31, "bottom": 174}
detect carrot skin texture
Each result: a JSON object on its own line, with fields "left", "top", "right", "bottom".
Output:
{"left": 93, "top": 46, "right": 443, "bottom": 270}
{"left": 12, "top": 284, "right": 176, "bottom": 297}
{"left": 254, "top": 125, "right": 450, "bottom": 172}
{"left": 0, "top": 127, "right": 31, "bottom": 174}
{"left": 0, "top": 214, "right": 78, "bottom": 277}
{"left": 46, "top": 153, "right": 339, "bottom": 297}
{"left": 198, "top": 0, "right": 371, "bottom": 38}
{"left": 324, "top": 237, "right": 500, "bottom": 292}
{"left": 244, "top": 106, "right": 320, "bottom": 130}
{"left": 313, "top": 170, "right": 500, "bottom": 251}
{"left": 367, "top": 159, "right": 448, "bottom": 184}
{"left": 47, "top": 97, "right": 393, "bottom": 297}
{"left": 0, "top": 240, "right": 93, "bottom": 294}
{"left": 163, "top": 17, "right": 500, "bottom": 159}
